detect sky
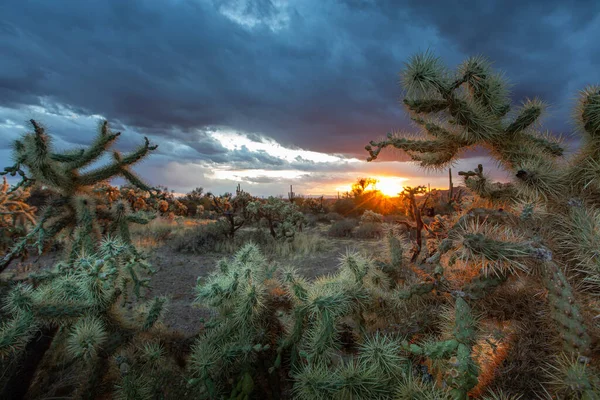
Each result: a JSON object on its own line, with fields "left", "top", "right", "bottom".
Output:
{"left": 1, "top": 0, "right": 599, "bottom": 197}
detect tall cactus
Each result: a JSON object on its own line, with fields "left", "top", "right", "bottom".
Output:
{"left": 0, "top": 120, "right": 157, "bottom": 270}
{"left": 0, "top": 122, "right": 186, "bottom": 398}
{"left": 365, "top": 51, "right": 599, "bottom": 396}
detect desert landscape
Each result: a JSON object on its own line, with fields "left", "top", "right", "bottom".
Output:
{"left": 1, "top": 1, "right": 600, "bottom": 399}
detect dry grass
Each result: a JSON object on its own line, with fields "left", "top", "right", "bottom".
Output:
{"left": 215, "top": 229, "right": 331, "bottom": 258}
{"left": 130, "top": 218, "right": 213, "bottom": 250}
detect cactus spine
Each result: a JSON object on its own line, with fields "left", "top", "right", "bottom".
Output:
{"left": 1, "top": 120, "right": 157, "bottom": 270}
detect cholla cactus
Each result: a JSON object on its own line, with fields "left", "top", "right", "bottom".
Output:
{"left": 247, "top": 196, "right": 306, "bottom": 239}
{"left": 189, "top": 246, "right": 415, "bottom": 398}
{"left": 189, "top": 243, "right": 282, "bottom": 397}
{"left": 207, "top": 190, "right": 254, "bottom": 238}
{"left": 0, "top": 120, "right": 157, "bottom": 270}
{"left": 397, "top": 186, "right": 428, "bottom": 261}
{"left": 365, "top": 51, "right": 600, "bottom": 397}
{"left": 0, "top": 176, "right": 36, "bottom": 254}
{"left": 0, "top": 237, "right": 175, "bottom": 397}
{"left": 360, "top": 210, "right": 384, "bottom": 224}
{"left": 300, "top": 196, "right": 326, "bottom": 214}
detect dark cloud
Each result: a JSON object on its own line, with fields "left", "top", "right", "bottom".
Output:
{"left": 0, "top": 0, "right": 598, "bottom": 194}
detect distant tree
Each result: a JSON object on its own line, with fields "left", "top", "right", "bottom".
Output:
{"left": 207, "top": 190, "right": 254, "bottom": 237}
{"left": 184, "top": 187, "right": 204, "bottom": 202}
{"left": 247, "top": 197, "right": 305, "bottom": 239}
{"left": 179, "top": 187, "right": 211, "bottom": 217}
{"left": 351, "top": 177, "right": 378, "bottom": 198}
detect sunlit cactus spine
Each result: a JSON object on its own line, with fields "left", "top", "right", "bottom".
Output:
{"left": 365, "top": 51, "right": 600, "bottom": 397}
{"left": 0, "top": 119, "right": 157, "bottom": 270}
{"left": 0, "top": 176, "right": 37, "bottom": 254}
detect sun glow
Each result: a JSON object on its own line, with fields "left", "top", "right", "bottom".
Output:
{"left": 335, "top": 176, "right": 407, "bottom": 197}
{"left": 374, "top": 177, "right": 406, "bottom": 197}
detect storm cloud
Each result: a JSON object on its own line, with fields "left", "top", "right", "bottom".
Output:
{"left": 1, "top": 0, "right": 598, "bottom": 195}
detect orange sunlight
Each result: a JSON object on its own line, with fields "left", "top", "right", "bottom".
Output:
{"left": 375, "top": 177, "right": 406, "bottom": 197}
{"left": 335, "top": 176, "right": 406, "bottom": 197}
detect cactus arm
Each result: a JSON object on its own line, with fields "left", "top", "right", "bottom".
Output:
{"left": 0, "top": 312, "right": 37, "bottom": 358}
{"left": 117, "top": 137, "right": 158, "bottom": 165}
{"left": 542, "top": 260, "right": 591, "bottom": 355}
{"left": 119, "top": 168, "right": 156, "bottom": 193}
{"left": 76, "top": 140, "right": 157, "bottom": 187}
{"left": 66, "top": 121, "right": 121, "bottom": 170}
{"left": 521, "top": 131, "right": 565, "bottom": 157}
{"left": 403, "top": 98, "right": 449, "bottom": 114}
{"left": 503, "top": 98, "right": 546, "bottom": 135}
{"left": 458, "top": 164, "right": 518, "bottom": 202}
{"left": 367, "top": 134, "right": 445, "bottom": 155}
{"left": 49, "top": 149, "right": 85, "bottom": 163}
{"left": 25, "top": 121, "right": 70, "bottom": 189}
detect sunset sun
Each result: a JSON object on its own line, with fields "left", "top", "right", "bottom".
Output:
{"left": 375, "top": 177, "right": 406, "bottom": 197}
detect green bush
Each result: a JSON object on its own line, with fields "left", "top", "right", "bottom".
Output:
{"left": 327, "top": 218, "right": 357, "bottom": 237}
{"left": 354, "top": 222, "right": 384, "bottom": 239}
{"left": 360, "top": 210, "right": 384, "bottom": 224}
{"left": 325, "top": 212, "right": 344, "bottom": 221}
{"left": 304, "top": 213, "right": 318, "bottom": 227}
{"left": 174, "top": 221, "right": 229, "bottom": 253}
{"left": 332, "top": 198, "right": 356, "bottom": 216}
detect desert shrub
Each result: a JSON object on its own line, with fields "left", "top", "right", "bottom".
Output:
{"left": 354, "top": 222, "right": 384, "bottom": 239}
{"left": 315, "top": 213, "right": 332, "bottom": 224}
{"left": 299, "top": 196, "right": 327, "bottom": 214}
{"left": 211, "top": 228, "right": 329, "bottom": 259}
{"left": 232, "top": 228, "right": 275, "bottom": 250}
{"left": 314, "top": 212, "right": 342, "bottom": 224}
{"left": 360, "top": 210, "right": 384, "bottom": 224}
{"left": 332, "top": 198, "right": 356, "bottom": 216}
{"left": 383, "top": 214, "right": 402, "bottom": 223}
{"left": 247, "top": 197, "right": 305, "bottom": 239}
{"left": 304, "top": 213, "right": 318, "bottom": 227}
{"left": 270, "top": 231, "right": 329, "bottom": 257}
{"left": 0, "top": 178, "right": 36, "bottom": 256}
{"left": 327, "top": 218, "right": 357, "bottom": 237}
{"left": 174, "top": 220, "right": 229, "bottom": 253}
{"left": 129, "top": 216, "right": 175, "bottom": 247}
{"left": 325, "top": 211, "right": 343, "bottom": 221}
{"left": 207, "top": 190, "right": 255, "bottom": 238}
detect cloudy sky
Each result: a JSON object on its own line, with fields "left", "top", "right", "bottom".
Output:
{"left": 1, "top": 0, "right": 599, "bottom": 196}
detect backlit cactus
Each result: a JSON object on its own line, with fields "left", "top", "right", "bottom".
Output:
{"left": 1, "top": 120, "right": 157, "bottom": 270}
{"left": 247, "top": 196, "right": 306, "bottom": 239}
{"left": 365, "top": 51, "right": 600, "bottom": 398}
{"left": 0, "top": 176, "right": 36, "bottom": 254}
